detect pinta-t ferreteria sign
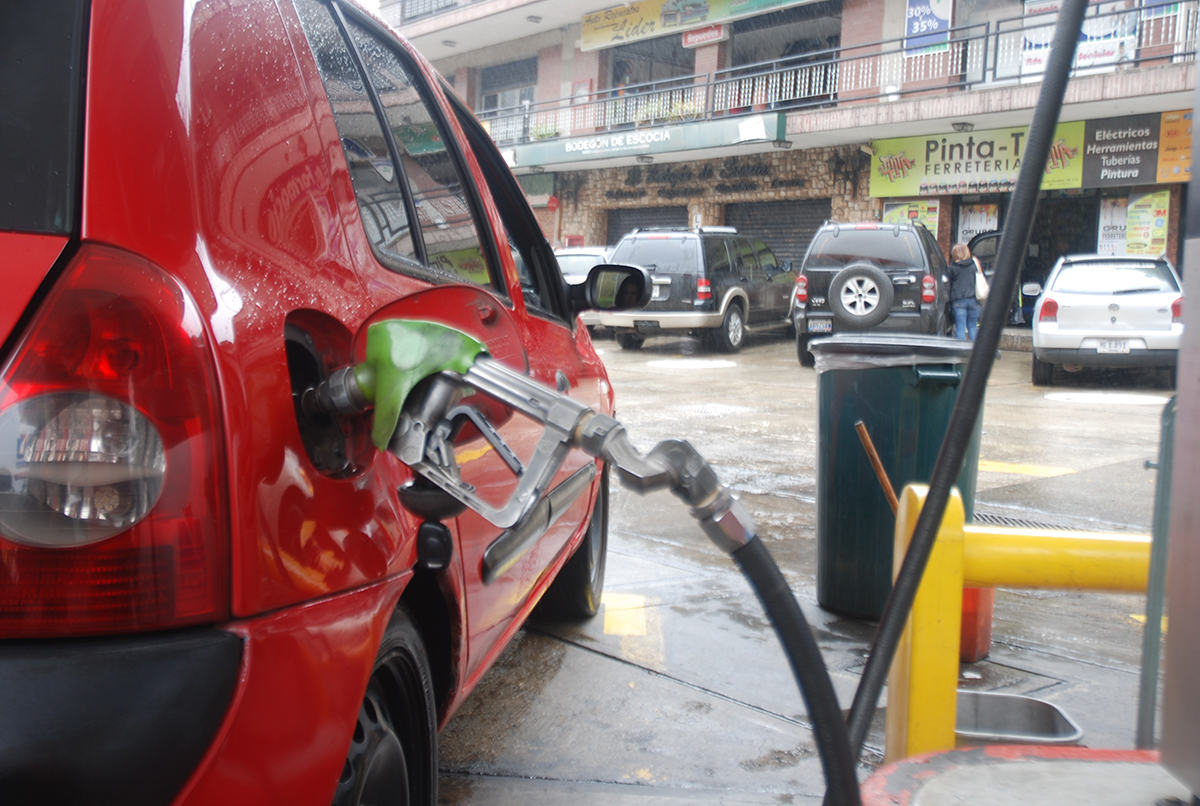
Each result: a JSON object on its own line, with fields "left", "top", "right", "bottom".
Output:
{"left": 870, "top": 122, "right": 1084, "bottom": 197}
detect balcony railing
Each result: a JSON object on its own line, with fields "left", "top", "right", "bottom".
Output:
{"left": 477, "top": 1, "right": 1198, "bottom": 148}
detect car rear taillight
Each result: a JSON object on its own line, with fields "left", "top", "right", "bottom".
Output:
{"left": 697, "top": 278, "right": 712, "bottom": 301}
{"left": 1039, "top": 298, "right": 1058, "bottom": 323}
{"left": 1172, "top": 297, "right": 1183, "bottom": 323}
{"left": 0, "top": 244, "right": 228, "bottom": 638}
{"left": 794, "top": 275, "right": 808, "bottom": 304}
{"left": 921, "top": 274, "right": 937, "bottom": 304}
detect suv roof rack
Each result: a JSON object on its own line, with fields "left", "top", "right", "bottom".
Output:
{"left": 627, "top": 226, "right": 739, "bottom": 235}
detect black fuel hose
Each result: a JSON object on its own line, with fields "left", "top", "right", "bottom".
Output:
{"left": 841, "top": 0, "right": 1092, "bottom": 763}
{"left": 733, "top": 538, "right": 862, "bottom": 806}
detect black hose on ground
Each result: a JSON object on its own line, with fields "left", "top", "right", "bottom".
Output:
{"left": 841, "top": 0, "right": 1092, "bottom": 762}
{"left": 733, "top": 538, "right": 862, "bottom": 806}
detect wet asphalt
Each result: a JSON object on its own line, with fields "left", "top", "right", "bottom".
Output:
{"left": 436, "top": 331, "right": 1170, "bottom": 805}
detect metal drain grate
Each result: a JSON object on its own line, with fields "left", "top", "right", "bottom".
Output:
{"left": 970, "top": 511, "right": 1079, "bottom": 531}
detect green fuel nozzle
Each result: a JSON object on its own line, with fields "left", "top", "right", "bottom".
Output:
{"left": 302, "top": 320, "right": 486, "bottom": 450}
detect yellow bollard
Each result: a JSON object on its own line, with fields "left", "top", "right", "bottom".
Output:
{"left": 883, "top": 484, "right": 1151, "bottom": 765}
{"left": 885, "top": 485, "right": 965, "bottom": 763}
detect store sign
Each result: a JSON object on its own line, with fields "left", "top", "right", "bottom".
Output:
{"left": 1022, "top": 0, "right": 1138, "bottom": 76}
{"left": 1082, "top": 113, "right": 1160, "bottom": 187}
{"left": 1124, "top": 189, "right": 1171, "bottom": 256}
{"left": 1097, "top": 197, "right": 1128, "bottom": 255}
{"left": 905, "top": 0, "right": 951, "bottom": 54}
{"left": 582, "top": 0, "right": 808, "bottom": 51}
{"left": 958, "top": 203, "right": 1000, "bottom": 243}
{"left": 883, "top": 200, "right": 940, "bottom": 233}
{"left": 682, "top": 24, "right": 727, "bottom": 47}
{"left": 869, "top": 122, "right": 1084, "bottom": 198}
{"left": 871, "top": 111, "right": 1191, "bottom": 197}
{"left": 514, "top": 114, "right": 785, "bottom": 166}
{"left": 1157, "top": 110, "right": 1193, "bottom": 183}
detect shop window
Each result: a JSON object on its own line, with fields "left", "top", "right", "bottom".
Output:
{"left": 479, "top": 58, "right": 537, "bottom": 142}
{"left": 611, "top": 37, "right": 696, "bottom": 90}
{"left": 729, "top": 1, "right": 841, "bottom": 68}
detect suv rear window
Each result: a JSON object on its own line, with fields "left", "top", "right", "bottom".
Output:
{"left": 610, "top": 237, "right": 700, "bottom": 274}
{"left": 0, "top": 0, "right": 88, "bottom": 233}
{"left": 805, "top": 230, "right": 924, "bottom": 270}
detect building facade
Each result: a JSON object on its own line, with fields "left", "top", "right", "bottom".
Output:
{"left": 381, "top": 0, "right": 1195, "bottom": 272}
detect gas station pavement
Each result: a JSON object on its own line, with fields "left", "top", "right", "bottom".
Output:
{"left": 436, "top": 334, "right": 1170, "bottom": 805}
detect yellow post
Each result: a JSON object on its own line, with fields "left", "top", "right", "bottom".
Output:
{"left": 885, "top": 484, "right": 965, "bottom": 763}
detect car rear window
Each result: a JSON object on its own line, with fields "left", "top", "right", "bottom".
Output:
{"left": 1052, "top": 261, "right": 1180, "bottom": 294}
{"left": 805, "top": 230, "right": 924, "bottom": 270}
{"left": 610, "top": 237, "right": 699, "bottom": 274}
{"left": 0, "top": 0, "right": 88, "bottom": 233}
{"left": 556, "top": 254, "right": 606, "bottom": 277}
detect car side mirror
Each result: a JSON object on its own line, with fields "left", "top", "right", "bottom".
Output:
{"left": 780, "top": 260, "right": 793, "bottom": 272}
{"left": 1022, "top": 282, "right": 1043, "bottom": 296}
{"left": 568, "top": 264, "right": 652, "bottom": 313}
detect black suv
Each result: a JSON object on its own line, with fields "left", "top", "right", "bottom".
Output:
{"left": 598, "top": 227, "right": 796, "bottom": 352}
{"left": 792, "top": 221, "right": 951, "bottom": 365}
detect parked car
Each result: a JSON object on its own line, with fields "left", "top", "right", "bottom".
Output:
{"left": 555, "top": 246, "right": 612, "bottom": 330}
{"left": 598, "top": 227, "right": 797, "bottom": 352}
{"left": 0, "top": 1, "right": 635, "bottom": 804}
{"left": 968, "top": 230, "right": 1044, "bottom": 325}
{"left": 1031, "top": 254, "right": 1183, "bottom": 387}
{"left": 792, "top": 222, "right": 951, "bottom": 366}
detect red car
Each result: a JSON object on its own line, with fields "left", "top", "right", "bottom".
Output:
{"left": 0, "top": 1, "right": 613, "bottom": 804}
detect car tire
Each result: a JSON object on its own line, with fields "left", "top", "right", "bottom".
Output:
{"left": 616, "top": 333, "right": 645, "bottom": 350}
{"left": 1031, "top": 356, "right": 1054, "bottom": 386}
{"left": 335, "top": 608, "right": 437, "bottom": 806}
{"left": 711, "top": 303, "right": 745, "bottom": 353}
{"left": 829, "top": 264, "right": 893, "bottom": 329}
{"left": 797, "top": 333, "right": 815, "bottom": 367}
{"left": 536, "top": 466, "right": 608, "bottom": 620}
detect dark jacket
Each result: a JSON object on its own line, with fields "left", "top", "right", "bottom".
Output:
{"left": 949, "top": 257, "right": 979, "bottom": 302}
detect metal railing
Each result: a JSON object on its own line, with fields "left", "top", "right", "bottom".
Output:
{"left": 475, "top": 1, "right": 1198, "bottom": 148}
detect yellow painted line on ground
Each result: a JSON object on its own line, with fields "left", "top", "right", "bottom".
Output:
{"left": 1129, "top": 613, "right": 1169, "bottom": 633}
{"left": 602, "top": 592, "right": 648, "bottom": 636}
{"left": 977, "top": 459, "right": 1075, "bottom": 477}
{"left": 602, "top": 592, "right": 667, "bottom": 672}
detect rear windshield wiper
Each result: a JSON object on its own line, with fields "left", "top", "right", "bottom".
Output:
{"left": 1112, "top": 287, "right": 1166, "bottom": 294}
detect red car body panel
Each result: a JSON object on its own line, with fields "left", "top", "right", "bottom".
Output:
{"left": 0, "top": 0, "right": 616, "bottom": 802}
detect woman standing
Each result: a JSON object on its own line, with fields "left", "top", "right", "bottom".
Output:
{"left": 948, "top": 242, "right": 983, "bottom": 341}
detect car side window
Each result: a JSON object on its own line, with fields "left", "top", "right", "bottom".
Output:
{"left": 923, "top": 231, "right": 947, "bottom": 270}
{"left": 732, "top": 238, "right": 762, "bottom": 280}
{"left": 294, "top": 0, "right": 416, "bottom": 263}
{"left": 753, "top": 241, "right": 779, "bottom": 273}
{"left": 705, "top": 238, "right": 731, "bottom": 275}
{"left": 295, "top": 0, "right": 496, "bottom": 289}
{"left": 344, "top": 20, "right": 492, "bottom": 286}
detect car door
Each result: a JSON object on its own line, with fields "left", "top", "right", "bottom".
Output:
{"left": 730, "top": 237, "right": 769, "bottom": 325}
{"left": 753, "top": 239, "right": 794, "bottom": 322}
{"left": 293, "top": 0, "right": 604, "bottom": 683}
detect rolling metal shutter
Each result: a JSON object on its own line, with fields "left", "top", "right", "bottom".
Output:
{"left": 724, "top": 199, "right": 831, "bottom": 267}
{"left": 606, "top": 206, "right": 689, "bottom": 245}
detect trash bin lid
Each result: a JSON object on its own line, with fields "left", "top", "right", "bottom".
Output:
{"left": 809, "top": 333, "right": 974, "bottom": 371}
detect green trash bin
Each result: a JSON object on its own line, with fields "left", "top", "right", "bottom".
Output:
{"left": 811, "top": 334, "right": 982, "bottom": 620}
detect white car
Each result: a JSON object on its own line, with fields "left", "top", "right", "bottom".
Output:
{"left": 1031, "top": 254, "right": 1183, "bottom": 387}
{"left": 555, "top": 247, "right": 613, "bottom": 328}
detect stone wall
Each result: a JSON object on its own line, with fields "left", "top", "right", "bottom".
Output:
{"left": 555, "top": 145, "right": 878, "bottom": 246}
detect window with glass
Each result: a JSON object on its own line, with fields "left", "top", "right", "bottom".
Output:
{"left": 345, "top": 19, "right": 491, "bottom": 287}
{"left": 294, "top": 0, "right": 494, "bottom": 289}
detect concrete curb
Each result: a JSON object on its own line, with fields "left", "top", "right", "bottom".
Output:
{"left": 1000, "top": 328, "right": 1032, "bottom": 353}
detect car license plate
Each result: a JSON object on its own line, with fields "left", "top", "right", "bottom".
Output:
{"left": 808, "top": 320, "right": 833, "bottom": 333}
{"left": 635, "top": 320, "right": 657, "bottom": 329}
{"left": 1097, "top": 339, "right": 1130, "bottom": 354}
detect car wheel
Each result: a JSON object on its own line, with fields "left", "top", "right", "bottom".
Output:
{"left": 615, "top": 333, "right": 644, "bottom": 350}
{"left": 536, "top": 466, "right": 608, "bottom": 620}
{"left": 797, "top": 333, "right": 815, "bottom": 367}
{"left": 334, "top": 609, "right": 437, "bottom": 806}
{"left": 711, "top": 304, "right": 745, "bottom": 353}
{"left": 829, "top": 264, "right": 893, "bottom": 329}
{"left": 1031, "top": 356, "right": 1054, "bottom": 386}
